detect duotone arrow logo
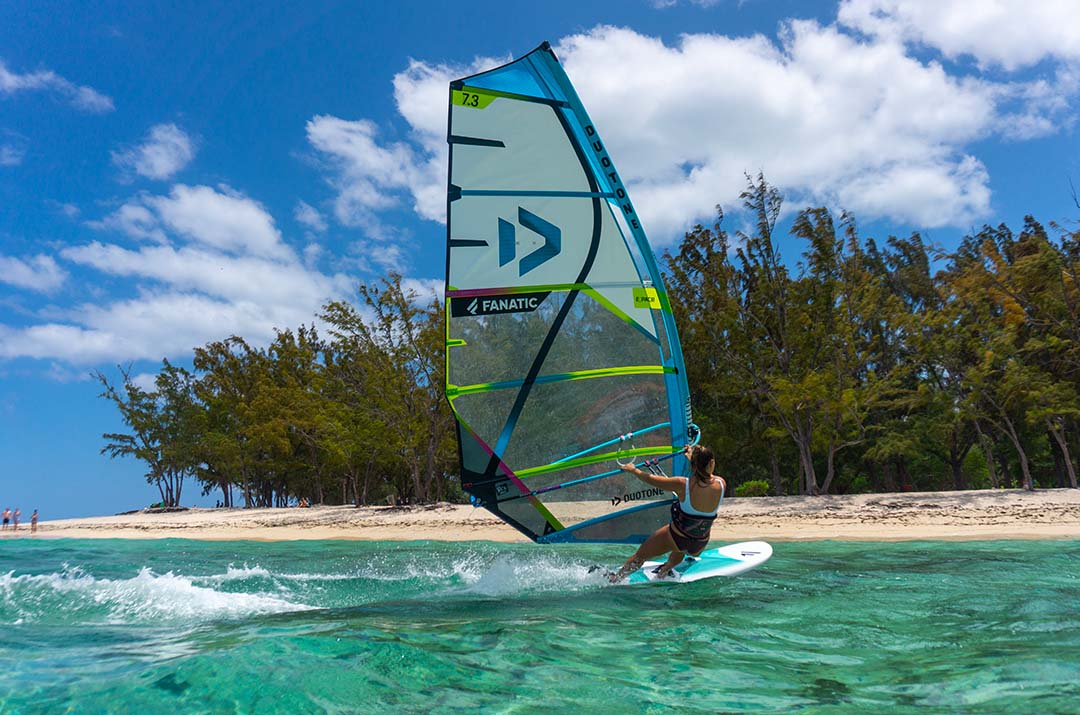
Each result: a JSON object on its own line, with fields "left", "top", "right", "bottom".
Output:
{"left": 498, "top": 207, "right": 561, "bottom": 276}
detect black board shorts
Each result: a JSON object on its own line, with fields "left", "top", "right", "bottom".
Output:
{"left": 670, "top": 525, "right": 709, "bottom": 555}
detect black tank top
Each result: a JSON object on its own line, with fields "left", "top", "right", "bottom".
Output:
{"left": 669, "top": 500, "right": 716, "bottom": 539}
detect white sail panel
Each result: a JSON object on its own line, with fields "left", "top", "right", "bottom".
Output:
{"left": 451, "top": 96, "right": 588, "bottom": 193}
{"left": 448, "top": 195, "right": 594, "bottom": 289}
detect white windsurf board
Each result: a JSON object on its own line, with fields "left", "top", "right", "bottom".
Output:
{"left": 626, "top": 541, "right": 773, "bottom": 584}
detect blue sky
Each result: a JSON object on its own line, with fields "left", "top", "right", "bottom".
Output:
{"left": 2, "top": 0, "right": 1079, "bottom": 519}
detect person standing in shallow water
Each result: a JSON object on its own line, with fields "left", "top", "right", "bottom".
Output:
{"left": 31, "top": 509, "right": 38, "bottom": 534}
{"left": 609, "top": 444, "right": 726, "bottom": 582}
{"left": 1, "top": 507, "right": 9, "bottom": 531}
{"left": 12, "top": 508, "right": 20, "bottom": 531}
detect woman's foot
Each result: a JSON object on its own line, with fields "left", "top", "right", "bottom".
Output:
{"left": 608, "top": 556, "right": 644, "bottom": 583}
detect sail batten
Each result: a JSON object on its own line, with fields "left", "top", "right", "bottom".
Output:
{"left": 445, "top": 43, "right": 694, "bottom": 544}
{"left": 458, "top": 190, "right": 617, "bottom": 198}
{"left": 447, "top": 365, "right": 674, "bottom": 398}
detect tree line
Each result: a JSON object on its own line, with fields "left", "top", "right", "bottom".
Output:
{"left": 667, "top": 175, "right": 1079, "bottom": 496}
{"left": 98, "top": 176, "right": 1080, "bottom": 506}
{"left": 96, "top": 277, "right": 458, "bottom": 508}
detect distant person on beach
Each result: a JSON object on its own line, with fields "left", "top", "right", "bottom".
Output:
{"left": 12, "top": 508, "right": 20, "bottom": 530}
{"left": 31, "top": 509, "right": 38, "bottom": 533}
{"left": 1, "top": 507, "right": 9, "bottom": 530}
{"left": 609, "top": 444, "right": 726, "bottom": 582}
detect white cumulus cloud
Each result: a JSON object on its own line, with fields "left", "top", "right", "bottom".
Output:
{"left": 306, "top": 116, "right": 429, "bottom": 234}
{"left": 60, "top": 241, "right": 346, "bottom": 308}
{"left": 0, "top": 294, "right": 304, "bottom": 365}
{"left": 1, "top": 185, "right": 358, "bottom": 366}
{"left": 0, "top": 58, "right": 114, "bottom": 113}
{"left": 92, "top": 184, "right": 291, "bottom": 259}
{"left": 86, "top": 201, "right": 168, "bottom": 243}
{"left": 305, "top": 54, "right": 503, "bottom": 238}
{"left": 147, "top": 184, "right": 288, "bottom": 259}
{"left": 112, "top": 123, "right": 196, "bottom": 180}
{"left": 0, "top": 254, "right": 67, "bottom": 293}
{"left": 558, "top": 24, "right": 1003, "bottom": 232}
{"left": 304, "top": 21, "right": 1075, "bottom": 240}
{"left": 294, "top": 200, "right": 327, "bottom": 232}
{"left": 838, "top": 0, "right": 1080, "bottom": 71}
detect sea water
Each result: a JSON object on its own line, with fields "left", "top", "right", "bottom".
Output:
{"left": 0, "top": 538, "right": 1078, "bottom": 714}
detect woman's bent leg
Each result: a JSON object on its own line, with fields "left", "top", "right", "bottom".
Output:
{"left": 609, "top": 526, "right": 677, "bottom": 582}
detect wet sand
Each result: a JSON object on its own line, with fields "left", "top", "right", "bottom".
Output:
{"left": 19, "top": 488, "right": 1080, "bottom": 542}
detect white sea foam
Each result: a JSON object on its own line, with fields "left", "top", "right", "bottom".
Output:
{"left": 0, "top": 566, "right": 313, "bottom": 625}
{"left": 198, "top": 557, "right": 494, "bottom": 590}
{"left": 456, "top": 554, "right": 607, "bottom": 596}
{"left": 194, "top": 564, "right": 360, "bottom": 589}
{"left": 218, "top": 564, "right": 272, "bottom": 581}
{"left": 344, "top": 552, "right": 489, "bottom": 583}
{"left": 271, "top": 571, "right": 358, "bottom": 582}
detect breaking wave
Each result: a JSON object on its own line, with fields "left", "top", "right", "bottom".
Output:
{"left": 0, "top": 566, "right": 313, "bottom": 625}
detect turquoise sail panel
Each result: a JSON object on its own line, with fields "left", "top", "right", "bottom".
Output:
{"left": 445, "top": 42, "right": 694, "bottom": 544}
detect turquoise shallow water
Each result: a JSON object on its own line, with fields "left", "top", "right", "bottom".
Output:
{"left": 1, "top": 538, "right": 1078, "bottom": 714}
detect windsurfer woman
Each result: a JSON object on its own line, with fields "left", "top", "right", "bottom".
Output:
{"left": 609, "top": 444, "right": 725, "bottom": 582}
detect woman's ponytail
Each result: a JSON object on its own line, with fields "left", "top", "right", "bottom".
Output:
{"left": 686, "top": 444, "right": 715, "bottom": 485}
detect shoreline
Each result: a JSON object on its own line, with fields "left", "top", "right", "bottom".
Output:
{"left": 11, "top": 488, "right": 1080, "bottom": 543}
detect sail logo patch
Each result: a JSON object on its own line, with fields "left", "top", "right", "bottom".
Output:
{"left": 500, "top": 207, "right": 561, "bottom": 276}
{"left": 611, "top": 487, "right": 666, "bottom": 506}
{"left": 633, "top": 287, "right": 661, "bottom": 309}
{"left": 450, "top": 292, "right": 550, "bottom": 317}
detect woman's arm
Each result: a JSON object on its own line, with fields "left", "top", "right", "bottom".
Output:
{"left": 619, "top": 463, "right": 685, "bottom": 496}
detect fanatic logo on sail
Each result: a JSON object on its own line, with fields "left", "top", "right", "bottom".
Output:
{"left": 450, "top": 291, "right": 550, "bottom": 317}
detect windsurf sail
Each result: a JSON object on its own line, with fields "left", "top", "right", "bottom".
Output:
{"left": 444, "top": 42, "right": 696, "bottom": 544}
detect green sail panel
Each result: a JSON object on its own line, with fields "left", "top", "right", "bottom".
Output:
{"left": 444, "top": 42, "right": 694, "bottom": 544}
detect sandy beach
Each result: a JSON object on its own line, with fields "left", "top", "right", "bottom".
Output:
{"left": 17, "top": 488, "right": 1080, "bottom": 542}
